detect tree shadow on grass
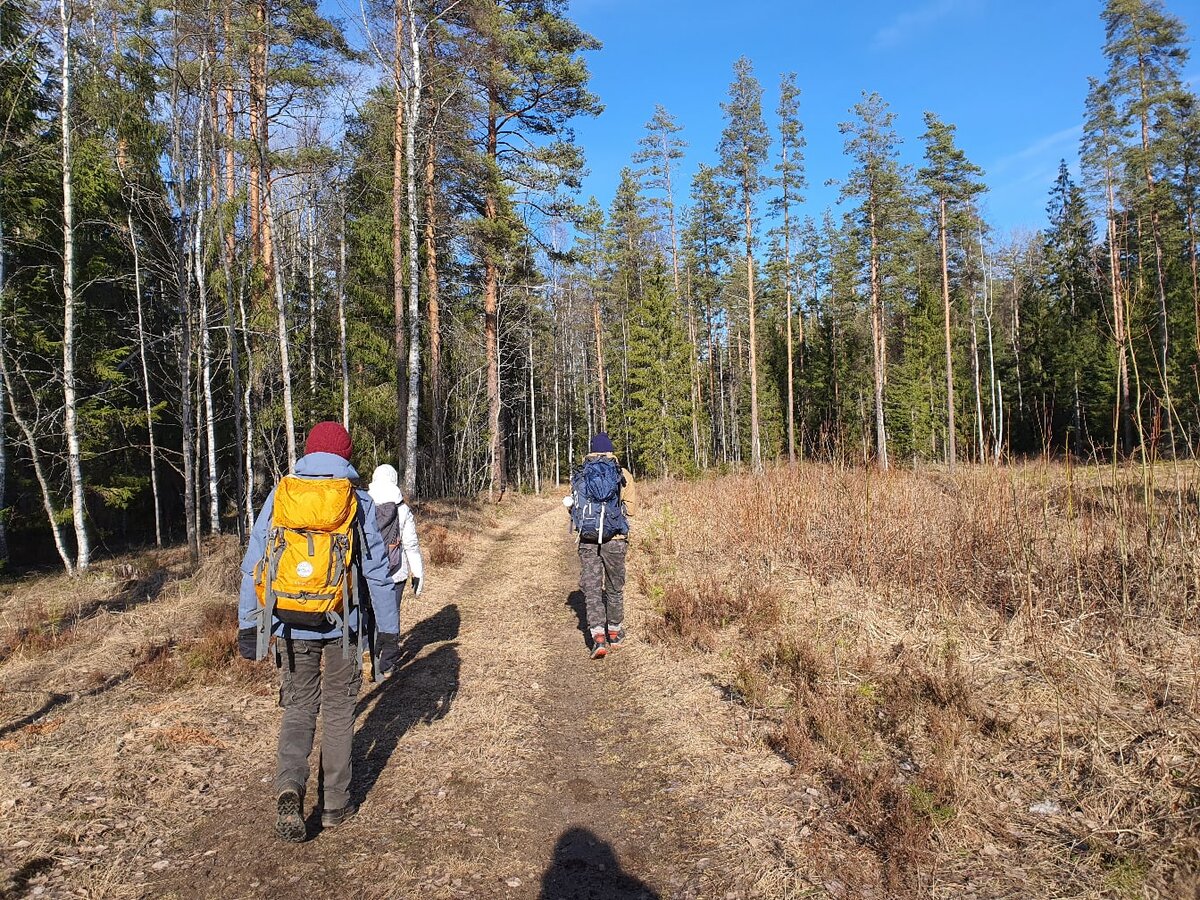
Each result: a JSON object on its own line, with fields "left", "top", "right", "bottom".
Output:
{"left": 539, "top": 827, "right": 661, "bottom": 899}
{"left": 350, "top": 604, "right": 461, "bottom": 807}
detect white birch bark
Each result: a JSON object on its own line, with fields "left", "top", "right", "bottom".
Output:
{"left": 129, "top": 213, "right": 162, "bottom": 546}
{"left": 0, "top": 208, "right": 8, "bottom": 565}
{"left": 338, "top": 210, "right": 350, "bottom": 428}
{"left": 307, "top": 200, "right": 317, "bottom": 400}
{"left": 528, "top": 317, "right": 540, "bottom": 493}
{"left": 264, "top": 183, "right": 297, "bottom": 468}
{"left": 195, "top": 61, "right": 220, "bottom": 534}
{"left": 402, "top": 0, "right": 422, "bottom": 499}
{"left": 0, "top": 356, "right": 74, "bottom": 572}
{"left": 60, "top": 0, "right": 89, "bottom": 569}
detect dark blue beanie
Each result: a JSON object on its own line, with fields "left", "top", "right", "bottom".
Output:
{"left": 589, "top": 432, "right": 614, "bottom": 453}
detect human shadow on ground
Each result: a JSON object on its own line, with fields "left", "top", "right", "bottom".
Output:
{"left": 539, "top": 827, "right": 661, "bottom": 899}
{"left": 566, "top": 590, "right": 590, "bottom": 648}
{"left": 349, "top": 604, "right": 461, "bottom": 807}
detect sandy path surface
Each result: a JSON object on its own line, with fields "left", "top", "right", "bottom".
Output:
{"left": 149, "top": 499, "right": 716, "bottom": 899}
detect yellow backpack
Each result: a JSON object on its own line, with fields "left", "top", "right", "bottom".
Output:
{"left": 254, "top": 476, "right": 359, "bottom": 634}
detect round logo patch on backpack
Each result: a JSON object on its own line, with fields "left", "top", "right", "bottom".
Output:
{"left": 296, "top": 561, "right": 314, "bottom": 579}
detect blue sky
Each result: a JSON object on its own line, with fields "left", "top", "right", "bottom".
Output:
{"left": 566, "top": 0, "right": 1200, "bottom": 238}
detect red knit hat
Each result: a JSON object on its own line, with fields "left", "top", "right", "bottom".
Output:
{"left": 304, "top": 421, "right": 353, "bottom": 460}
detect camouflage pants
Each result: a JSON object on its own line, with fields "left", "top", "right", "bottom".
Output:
{"left": 578, "top": 539, "right": 627, "bottom": 632}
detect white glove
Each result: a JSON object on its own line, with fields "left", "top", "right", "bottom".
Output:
{"left": 562, "top": 495, "right": 574, "bottom": 508}
{"left": 411, "top": 575, "right": 423, "bottom": 597}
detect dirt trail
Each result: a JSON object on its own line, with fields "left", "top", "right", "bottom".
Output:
{"left": 152, "top": 499, "right": 718, "bottom": 899}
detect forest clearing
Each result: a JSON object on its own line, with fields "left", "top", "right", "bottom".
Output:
{"left": 1, "top": 461, "right": 1197, "bottom": 899}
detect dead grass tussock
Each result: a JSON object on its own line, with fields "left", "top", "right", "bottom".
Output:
{"left": 639, "top": 461, "right": 1200, "bottom": 897}
{"left": 425, "top": 525, "right": 465, "bottom": 567}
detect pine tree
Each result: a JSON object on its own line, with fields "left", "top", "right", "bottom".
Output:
{"left": 772, "top": 72, "right": 806, "bottom": 463}
{"left": 839, "top": 92, "right": 911, "bottom": 470}
{"left": 918, "top": 112, "right": 985, "bottom": 470}
{"left": 718, "top": 57, "right": 771, "bottom": 472}
{"left": 1101, "top": 0, "right": 1190, "bottom": 418}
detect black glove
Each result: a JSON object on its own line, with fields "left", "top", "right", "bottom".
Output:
{"left": 376, "top": 633, "right": 401, "bottom": 677}
{"left": 410, "top": 576, "right": 422, "bottom": 597}
{"left": 237, "top": 627, "right": 257, "bottom": 661}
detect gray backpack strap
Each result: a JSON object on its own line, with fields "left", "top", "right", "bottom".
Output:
{"left": 256, "top": 532, "right": 281, "bottom": 661}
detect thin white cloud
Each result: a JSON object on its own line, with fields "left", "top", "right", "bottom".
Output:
{"left": 872, "top": 0, "right": 982, "bottom": 49}
{"left": 990, "top": 123, "right": 1083, "bottom": 176}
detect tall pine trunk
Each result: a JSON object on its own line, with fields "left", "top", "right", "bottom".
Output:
{"left": 423, "top": 79, "right": 444, "bottom": 492}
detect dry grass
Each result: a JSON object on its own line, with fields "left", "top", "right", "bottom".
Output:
{"left": 424, "top": 525, "right": 465, "bottom": 567}
{"left": 638, "top": 461, "right": 1200, "bottom": 898}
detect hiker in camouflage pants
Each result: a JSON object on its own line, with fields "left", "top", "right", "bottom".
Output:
{"left": 569, "top": 433, "right": 638, "bottom": 658}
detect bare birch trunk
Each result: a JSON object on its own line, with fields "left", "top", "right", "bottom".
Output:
{"left": 528, "top": 320, "right": 540, "bottom": 493}
{"left": 868, "top": 204, "right": 888, "bottom": 470}
{"left": 402, "top": 0, "right": 422, "bottom": 499}
{"left": 592, "top": 290, "right": 607, "bottom": 431}
{"left": 745, "top": 199, "right": 762, "bottom": 472}
{"left": 128, "top": 214, "right": 163, "bottom": 546}
{"left": 195, "top": 63, "right": 221, "bottom": 533}
{"left": 392, "top": 6, "right": 407, "bottom": 474}
{"left": 307, "top": 200, "right": 317, "bottom": 400}
{"left": 338, "top": 210, "right": 350, "bottom": 428}
{"left": 0, "top": 211, "right": 8, "bottom": 565}
{"left": 60, "top": 0, "right": 89, "bottom": 569}
{"left": 939, "top": 198, "right": 957, "bottom": 470}
{"left": 264, "top": 182, "right": 296, "bottom": 468}
{"left": 0, "top": 359, "right": 74, "bottom": 572}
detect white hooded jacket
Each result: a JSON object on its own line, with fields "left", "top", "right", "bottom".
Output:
{"left": 367, "top": 464, "right": 424, "bottom": 584}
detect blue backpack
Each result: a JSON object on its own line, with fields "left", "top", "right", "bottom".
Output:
{"left": 570, "top": 457, "right": 628, "bottom": 544}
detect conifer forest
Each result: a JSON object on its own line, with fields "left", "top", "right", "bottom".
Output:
{"left": 2, "top": 0, "right": 1199, "bottom": 571}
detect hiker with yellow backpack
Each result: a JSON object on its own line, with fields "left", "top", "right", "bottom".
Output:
{"left": 236, "top": 421, "right": 400, "bottom": 843}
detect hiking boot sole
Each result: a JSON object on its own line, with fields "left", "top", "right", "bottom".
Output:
{"left": 590, "top": 644, "right": 608, "bottom": 659}
{"left": 275, "top": 790, "right": 306, "bottom": 843}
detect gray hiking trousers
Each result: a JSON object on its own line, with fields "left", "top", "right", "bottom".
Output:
{"left": 274, "top": 637, "right": 363, "bottom": 811}
{"left": 578, "top": 539, "right": 627, "bottom": 632}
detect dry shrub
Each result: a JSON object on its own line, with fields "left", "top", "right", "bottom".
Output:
{"left": 426, "top": 525, "right": 465, "bottom": 567}
{"left": 133, "top": 641, "right": 189, "bottom": 691}
{"left": 184, "top": 602, "right": 238, "bottom": 672}
{"left": 651, "top": 576, "right": 782, "bottom": 650}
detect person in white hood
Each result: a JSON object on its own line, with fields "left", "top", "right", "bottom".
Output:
{"left": 367, "top": 464, "right": 425, "bottom": 598}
